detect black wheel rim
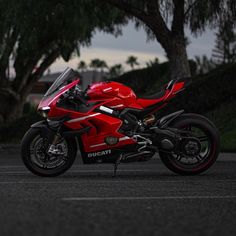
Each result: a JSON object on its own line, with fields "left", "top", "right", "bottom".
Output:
{"left": 29, "top": 135, "right": 68, "bottom": 169}
{"left": 170, "top": 124, "right": 213, "bottom": 170}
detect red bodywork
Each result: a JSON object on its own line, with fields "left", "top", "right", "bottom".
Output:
{"left": 38, "top": 79, "right": 185, "bottom": 153}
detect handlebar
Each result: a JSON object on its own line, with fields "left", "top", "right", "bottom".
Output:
{"left": 58, "top": 86, "right": 89, "bottom": 106}
{"left": 73, "top": 85, "right": 89, "bottom": 106}
{"left": 75, "top": 93, "right": 89, "bottom": 106}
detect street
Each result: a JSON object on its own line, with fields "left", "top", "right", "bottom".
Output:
{"left": 0, "top": 149, "right": 236, "bottom": 236}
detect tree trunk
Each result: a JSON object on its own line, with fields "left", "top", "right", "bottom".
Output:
{"left": 0, "top": 50, "right": 60, "bottom": 124}
{"left": 165, "top": 39, "right": 191, "bottom": 80}
{"left": 0, "top": 86, "right": 35, "bottom": 124}
{"left": 5, "top": 99, "right": 25, "bottom": 121}
{"left": 0, "top": 87, "right": 22, "bottom": 123}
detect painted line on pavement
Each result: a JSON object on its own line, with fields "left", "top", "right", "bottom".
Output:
{"left": 62, "top": 196, "right": 236, "bottom": 201}
{"left": 0, "top": 165, "right": 24, "bottom": 168}
{"left": 0, "top": 180, "right": 204, "bottom": 184}
{"left": 0, "top": 169, "right": 166, "bottom": 174}
{"left": 0, "top": 180, "right": 201, "bottom": 184}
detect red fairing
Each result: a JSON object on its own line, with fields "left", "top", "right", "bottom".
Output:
{"left": 38, "top": 77, "right": 186, "bottom": 154}
{"left": 86, "top": 81, "right": 174, "bottom": 109}
{"left": 87, "top": 81, "right": 137, "bottom": 109}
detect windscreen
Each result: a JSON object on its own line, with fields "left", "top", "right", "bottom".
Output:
{"left": 44, "top": 67, "right": 79, "bottom": 97}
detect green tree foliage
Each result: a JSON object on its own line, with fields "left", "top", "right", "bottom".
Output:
{"left": 0, "top": 0, "right": 127, "bottom": 122}
{"left": 212, "top": 21, "right": 236, "bottom": 65}
{"left": 105, "top": 0, "right": 236, "bottom": 79}
{"left": 195, "top": 55, "right": 216, "bottom": 75}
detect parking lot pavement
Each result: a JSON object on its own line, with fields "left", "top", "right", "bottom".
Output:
{"left": 0, "top": 152, "right": 236, "bottom": 236}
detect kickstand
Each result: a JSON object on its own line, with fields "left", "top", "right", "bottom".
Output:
{"left": 113, "top": 163, "right": 119, "bottom": 177}
{"left": 113, "top": 154, "right": 123, "bottom": 177}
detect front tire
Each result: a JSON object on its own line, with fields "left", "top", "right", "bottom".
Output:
{"left": 21, "top": 128, "right": 77, "bottom": 177}
{"left": 159, "top": 114, "right": 220, "bottom": 175}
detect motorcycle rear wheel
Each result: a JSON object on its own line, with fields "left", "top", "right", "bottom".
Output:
{"left": 159, "top": 114, "right": 220, "bottom": 175}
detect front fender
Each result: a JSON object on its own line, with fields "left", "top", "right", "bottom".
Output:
{"left": 31, "top": 120, "right": 56, "bottom": 140}
{"left": 31, "top": 119, "right": 65, "bottom": 133}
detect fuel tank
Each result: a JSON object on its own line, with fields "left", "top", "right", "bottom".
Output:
{"left": 87, "top": 81, "right": 137, "bottom": 107}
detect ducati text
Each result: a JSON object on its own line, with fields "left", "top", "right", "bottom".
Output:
{"left": 87, "top": 150, "right": 112, "bottom": 158}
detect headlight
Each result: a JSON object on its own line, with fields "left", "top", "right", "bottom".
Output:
{"left": 38, "top": 106, "right": 50, "bottom": 118}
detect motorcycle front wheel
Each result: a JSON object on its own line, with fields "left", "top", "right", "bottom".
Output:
{"left": 21, "top": 128, "right": 77, "bottom": 177}
{"left": 159, "top": 113, "right": 220, "bottom": 175}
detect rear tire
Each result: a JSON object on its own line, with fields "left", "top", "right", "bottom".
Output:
{"left": 21, "top": 128, "right": 77, "bottom": 177}
{"left": 159, "top": 114, "right": 220, "bottom": 175}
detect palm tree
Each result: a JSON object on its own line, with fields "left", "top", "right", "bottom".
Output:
{"left": 107, "top": 64, "right": 124, "bottom": 78}
{"left": 90, "top": 59, "right": 107, "bottom": 82}
{"left": 78, "top": 61, "right": 87, "bottom": 72}
{"left": 89, "top": 59, "right": 108, "bottom": 71}
{"left": 98, "top": 60, "right": 108, "bottom": 73}
{"left": 126, "top": 56, "right": 139, "bottom": 70}
{"left": 90, "top": 59, "right": 98, "bottom": 82}
{"left": 146, "top": 57, "right": 159, "bottom": 68}
{"left": 89, "top": 59, "right": 101, "bottom": 71}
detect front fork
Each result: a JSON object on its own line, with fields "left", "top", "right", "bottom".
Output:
{"left": 46, "top": 117, "right": 90, "bottom": 155}
{"left": 47, "top": 131, "right": 62, "bottom": 155}
{"left": 47, "top": 117, "right": 68, "bottom": 155}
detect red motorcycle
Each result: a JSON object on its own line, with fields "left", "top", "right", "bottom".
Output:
{"left": 21, "top": 68, "right": 220, "bottom": 177}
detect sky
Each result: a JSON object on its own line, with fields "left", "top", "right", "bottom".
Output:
{"left": 50, "top": 22, "right": 216, "bottom": 73}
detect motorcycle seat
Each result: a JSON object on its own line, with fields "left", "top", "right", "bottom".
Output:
{"left": 139, "top": 90, "right": 166, "bottom": 100}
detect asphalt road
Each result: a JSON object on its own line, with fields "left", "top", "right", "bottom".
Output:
{"left": 0, "top": 149, "right": 236, "bottom": 236}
